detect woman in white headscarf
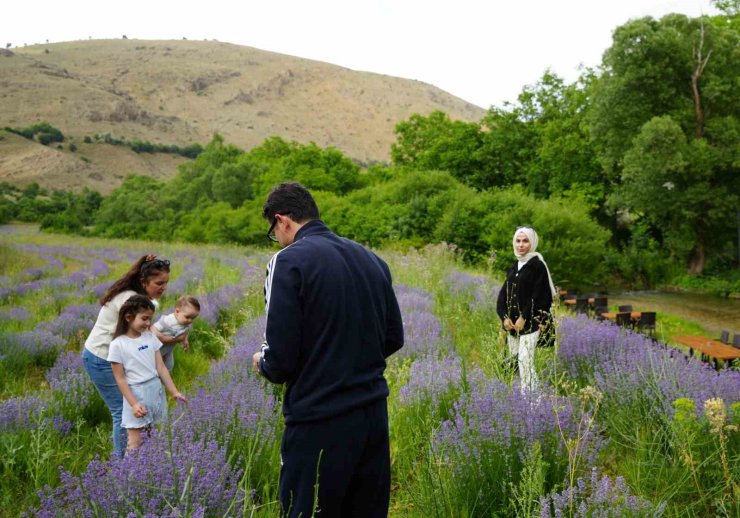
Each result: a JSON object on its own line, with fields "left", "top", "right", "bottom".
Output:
{"left": 496, "top": 227, "right": 556, "bottom": 393}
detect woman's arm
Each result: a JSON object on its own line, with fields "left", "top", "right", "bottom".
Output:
{"left": 496, "top": 267, "right": 512, "bottom": 322}
{"left": 531, "top": 261, "right": 553, "bottom": 327}
{"left": 150, "top": 327, "right": 184, "bottom": 344}
{"left": 155, "top": 352, "right": 187, "bottom": 403}
{"left": 111, "top": 363, "right": 147, "bottom": 417}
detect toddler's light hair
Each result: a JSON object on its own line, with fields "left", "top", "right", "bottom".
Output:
{"left": 176, "top": 295, "right": 200, "bottom": 311}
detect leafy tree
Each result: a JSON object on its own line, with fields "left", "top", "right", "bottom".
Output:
{"left": 391, "top": 111, "right": 487, "bottom": 188}
{"left": 612, "top": 116, "right": 738, "bottom": 274}
{"left": 164, "top": 134, "right": 245, "bottom": 210}
{"left": 523, "top": 72, "right": 604, "bottom": 200}
{"left": 22, "top": 182, "right": 42, "bottom": 198}
{"left": 211, "top": 157, "right": 266, "bottom": 208}
{"left": 94, "top": 175, "right": 168, "bottom": 239}
{"left": 248, "top": 138, "right": 363, "bottom": 196}
{"left": 591, "top": 13, "right": 740, "bottom": 273}
{"left": 0, "top": 198, "right": 16, "bottom": 224}
{"left": 712, "top": 0, "right": 740, "bottom": 16}
{"left": 435, "top": 186, "right": 610, "bottom": 285}
{"left": 322, "top": 170, "right": 463, "bottom": 248}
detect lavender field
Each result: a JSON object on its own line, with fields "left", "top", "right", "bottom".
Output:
{"left": 0, "top": 228, "right": 738, "bottom": 517}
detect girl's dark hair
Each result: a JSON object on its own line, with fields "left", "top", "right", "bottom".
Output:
{"left": 100, "top": 255, "right": 171, "bottom": 305}
{"left": 113, "top": 295, "right": 155, "bottom": 338}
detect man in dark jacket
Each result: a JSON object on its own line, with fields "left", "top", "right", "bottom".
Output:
{"left": 252, "top": 182, "right": 404, "bottom": 518}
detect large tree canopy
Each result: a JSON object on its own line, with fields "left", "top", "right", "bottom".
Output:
{"left": 591, "top": 13, "right": 740, "bottom": 273}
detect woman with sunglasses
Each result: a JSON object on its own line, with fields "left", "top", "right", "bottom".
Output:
{"left": 496, "top": 227, "right": 557, "bottom": 394}
{"left": 82, "top": 255, "right": 172, "bottom": 457}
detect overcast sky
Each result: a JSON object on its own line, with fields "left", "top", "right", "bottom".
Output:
{"left": 2, "top": 0, "right": 718, "bottom": 109}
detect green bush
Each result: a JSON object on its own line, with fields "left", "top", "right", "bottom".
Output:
{"left": 6, "top": 123, "right": 65, "bottom": 144}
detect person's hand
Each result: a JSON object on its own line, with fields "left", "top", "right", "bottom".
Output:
{"left": 183, "top": 338, "right": 190, "bottom": 351}
{"left": 514, "top": 317, "right": 525, "bottom": 331}
{"left": 173, "top": 392, "right": 188, "bottom": 404}
{"left": 503, "top": 318, "right": 513, "bottom": 331}
{"left": 252, "top": 351, "right": 263, "bottom": 372}
{"left": 132, "top": 402, "right": 148, "bottom": 418}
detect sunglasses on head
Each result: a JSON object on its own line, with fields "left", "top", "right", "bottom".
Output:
{"left": 145, "top": 258, "right": 170, "bottom": 268}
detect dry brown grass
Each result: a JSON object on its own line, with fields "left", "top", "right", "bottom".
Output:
{"left": 0, "top": 39, "right": 485, "bottom": 192}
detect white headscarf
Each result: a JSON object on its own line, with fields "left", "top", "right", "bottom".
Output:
{"left": 512, "top": 227, "right": 557, "bottom": 298}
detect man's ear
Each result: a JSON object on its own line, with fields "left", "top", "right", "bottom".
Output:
{"left": 276, "top": 213, "right": 292, "bottom": 227}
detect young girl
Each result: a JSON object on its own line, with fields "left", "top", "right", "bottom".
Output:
{"left": 108, "top": 295, "right": 187, "bottom": 451}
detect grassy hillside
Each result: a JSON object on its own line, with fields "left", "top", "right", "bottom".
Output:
{"left": 0, "top": 39, "right": 485, "bottom": 192}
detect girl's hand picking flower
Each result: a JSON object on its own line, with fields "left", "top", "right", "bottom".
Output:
{"left": 133, "top": 402, "right": 148, "bottom": 418}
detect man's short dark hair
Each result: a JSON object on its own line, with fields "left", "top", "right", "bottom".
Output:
{"left": 263, "top": 182, "right": 320, "bottom": 224}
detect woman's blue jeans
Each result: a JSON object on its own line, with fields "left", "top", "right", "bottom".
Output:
{"left": 82, "top": 348, "right": 127, "bottom": 457}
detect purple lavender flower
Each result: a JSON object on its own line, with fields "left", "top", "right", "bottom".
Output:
{"left": 432, "top": 375, "right": 605, "bottom": 513}
{"left": 557, "top": 316, "right": 740, "bottom": 418}
{"left": 394, "top": 284, "right": 450, "bottom": 358}
{"left": 444, "top": 270, "right": 501, "bottom": 310}
{"left": 32, "top": 434, "right": 246, "bottom": 516}
{"left": 38, "top": 303, "right": 98, "bottom": 342}
{"left": 0, "top": 395, "right": 46, "bottom": 433}
{"left": 3, "top": 330, "right": 66, "bottom": 360}
{"left": 540, "top": 467, "right": 664, "bottom": 517}
{"left": 198, "top": 284, "right": 244, "bottom": 325}
{"left": 395, "top": 284, "right": 435, "bottom": 314}
{"left": 2, "top": 245, "right": 113, "bottom": 300}
{"left": 398, "top": 352, "right": 463, "bottom": 408}
{"left": 46, "top": 351, "right": 96, "bottom": 418}
{"left": 0, "top": 306, "right": 32, "bottom": 321}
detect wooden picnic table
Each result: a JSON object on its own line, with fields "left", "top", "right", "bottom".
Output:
{"left": 672, "top": 335, "right": 740, "bottom": 369}
{"left": 600, "top": 311, "right": 641, "bottom": 321}
{"left": 564, "top": 297, "right": 595, "bottom": 305}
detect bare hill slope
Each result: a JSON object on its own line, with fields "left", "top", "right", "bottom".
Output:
{"left": 0, "top": 39, "right": 485, "bottom": 193}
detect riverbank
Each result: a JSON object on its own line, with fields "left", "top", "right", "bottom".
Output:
{"left": 608, "top": 290, "right": 740, "bottom": 339}
{"left": 664, "top": 270, "right": 740, "bottom": 299}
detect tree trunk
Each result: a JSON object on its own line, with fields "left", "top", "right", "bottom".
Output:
{"left": 691, "top": 23, "right": 711, "bottom": 139}
{"left": 691, "top": 73, "right": 704, "bottom": 139}
{"left": 687, "top": 241, "right": 706, "bottom": 275}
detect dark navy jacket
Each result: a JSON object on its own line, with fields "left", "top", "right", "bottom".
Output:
{"left": 259, "top": 220, "right": 404, "bottom": 424}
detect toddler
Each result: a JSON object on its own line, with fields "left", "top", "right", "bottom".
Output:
{"left": 152, "top": 295, "right": 200, "bottom": 371}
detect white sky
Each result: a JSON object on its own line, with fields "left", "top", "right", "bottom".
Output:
{"left": 2, "top": 0, "right": 718, "bottom": 109}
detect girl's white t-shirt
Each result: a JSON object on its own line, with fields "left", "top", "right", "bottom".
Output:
{"left": 107, "top": 331, "right": 163, "bottom": 384}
